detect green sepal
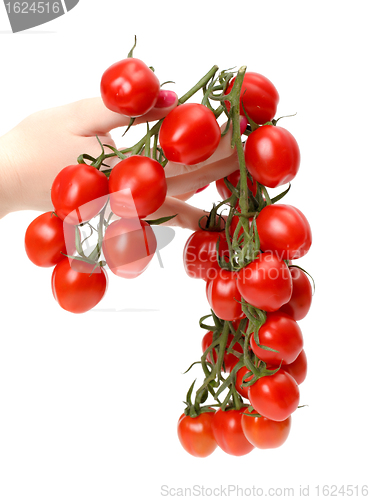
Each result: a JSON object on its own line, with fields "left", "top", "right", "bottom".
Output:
{"left": 145, "top": 214, "right": 177, "bottom": 225}
{"left": 271, "top": 183, "right": 291, "bottom": 204}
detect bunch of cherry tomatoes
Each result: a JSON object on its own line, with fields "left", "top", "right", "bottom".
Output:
{"left": 23, "top": 40, "right": 313, "bottom": 457}
{"left": 179, "top": 70, "right": 313, "bottom": 457}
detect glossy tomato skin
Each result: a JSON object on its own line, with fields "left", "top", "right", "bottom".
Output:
{"left": 100, "top": 58, "right": 160, "bottom": 117}
{"left": 212, "top": 408, "right": 254, "bottom": 456}
{"left": 241, "top": 408, "right": 291, "bottom": 449}
{"left": 206, "top": 270, "right": 244, "bottom": 321}
{"left": 235, "top": 366, "right": 253, "bottom": 399}
{"left": 216, "top": 170, "right": 257, "bottom": 199}
{"left": 257, "top": 204, "right": 312, "bottom": 260}
{"left": 109, "top": 156, "right": 167, "bottom": 219}
{"left": 250, "top": 311, "right": 303, "bottom": 365}
{"left": 159, "top": 103, "right": 221, "bottom": 165}
{"left": 51, "top": 165, "right": 109, "bottom": 225}
{"left": 282, "top": 349, "right": 307, "bottom": 385}
{"left": 237, "top": 253, "right": 292, "bottom": 312}
{"left": 202, "top": 331, "right": 243, "bottom": 373}
{"left": 25, "top": 212, "right": 74, "bottom": 267}
{"left": 225, "top": 73, "right": 279, "bottom": 124}
{"left": 244, "top": 126, "right": 300, "bottom": 188}
{"left": 51, "top": 258, "right": 108, "bottom": 314}
{"left": 249, "top": 371, "right": 299, "bottom": 421}
{"left": 279, "top": 267, "right": 312, "bottom": 320}
{"left": 183, "top": 230, "right": 228, "bottom": 281}
{"left": 177, "top": 412, "right": 217, "bottom": 458}
{"left": 102, "top": 218, "right": 157, "bottom": 279}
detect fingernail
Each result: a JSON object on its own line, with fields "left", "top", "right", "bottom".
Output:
{"left": 154, "top": 90, "right": 178, "bottom": 109}
{"left": 240, "top": 115, "right": 248, "bottom": 134}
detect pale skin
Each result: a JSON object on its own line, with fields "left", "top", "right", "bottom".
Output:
{"left": 0, "top": 93, "right": 240, "bottom": 229}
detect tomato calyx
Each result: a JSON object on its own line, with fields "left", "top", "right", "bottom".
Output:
{"left": 183, "top": 380, "right": 216, "bottom": 419}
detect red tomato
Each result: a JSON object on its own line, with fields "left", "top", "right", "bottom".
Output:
{"left": 244, "top": 125, "right": 300, "bottom": 188}
{"left": 25, "top": 212, "right": 75, "bottom": 267}
{"left": 102, "top": 218, "right": 157, "bottom": 279}
{"left": 241, "top": 408, "right": 291, "bottom": 449}
{"left": 51, "top": 258, "right": 108, "bottom": 314}
{"left": 206, "top": 269, "right": 244, "bottom": 321}
{"left": 109, "top": 156, "right": 167, "bottom": 219}
{"left": 215, "top": 170, "right": 257, "bottom": 199}
{"left": 282, "top": 349, "right": 307, "bottom": 385}
{"left": 202, "top": 331, "right": 243, "bottom": 372}
{"left": 279, "top": 267, "right": 313, "bottom": 320}
{"left": 183, "top": 230, "right": 229, "bottom": 281}
{"left": 51, "top": 164, "right": 109, "bottom": 225}
{"left": 100, "top": 57, "right": 160, "bottom": 117}
{"left": 237, "top": 253, "right": 292, "bottom": 312}
{"left": 225, "top": 72, "right": 279, "bottom": 124}
{"left": 257, "top": 204, "right": 312, "bottom": 260}
{"left": 249, "top": 371, "right": 299, "bottom": 421}
{"left": 212, "top": 408, "right": 254, "bottom": 456}
{"left": 159, "top": 103, "right": 221, "bottom": 165}
{"left": 177, "top": 412, "right": 217, "bottom": 458}
{"left": 235, "top": 366, "right": 253, "bottom": 399}
{"left": 250, "top": 311, "right": 303, "bottom": 365}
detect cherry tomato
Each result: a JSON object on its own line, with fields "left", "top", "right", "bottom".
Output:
{"left": 206, "top": 269, "right": 244, "bottom": 321}
{"left": 257, "top": 204, "right": 312, "bottom": 260}
{"left": 235, "top": 366, "right": 253, "bottom": 399}
{"left": 249, "top": 371, "right": 299, "bottom": 421}
{"left": 51, "top": 258, "right": 108, "bottom": 314}
{"left": 216, "top": 170, "right": 257, "bottom": 199}
{"left": 202, "top": 331, "right": 243, "bottom": 372}
{"left": 250, "top": 311, "right": 303, "bottom": 365}
{"left": 100, "top": 57, "right": 160, "bottom": 117}
{"left": 25, "top": 212, "right": 75, "bottom": 267}
{"left": 279, "top": 267, "right": 313, "bottom": 320}
{"left": 51, "top": 164, "right": 109, "bottom": 225}
{"left": 282, "top": 349, "right": 307, "bottom": 385}
{"left": 183, "top": 230, "right": 229, "bottom": 281}
{"left": 244, "top": 125, "right": 300, "bottom": 188}
{"left": 109, "top": 156, "right": 167, "bottom": 219}
{"left": 241, "top": 408, "right": 291, "bottom": 449}
{"left": 177, "top": 412, "right": 217, "bottom": 458}
{"left": 212, "top": 408, "right": 254, "bottom": 456}
{"left": 237, "top": 253, "right": 292, "bottom": 312}
{"left": 159, "top": 103, "right": 221, "bottom": 165}
{"left": 102, "top": 218, "right": 157, "bottom": 279}
{"left": 225, "top": 72, "right": 279, "bottom": 124}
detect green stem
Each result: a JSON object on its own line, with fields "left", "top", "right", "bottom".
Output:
{"left": 178, "top": 65, "right": 219, "bottom": 104}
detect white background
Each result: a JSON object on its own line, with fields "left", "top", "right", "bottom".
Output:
{"left": 0, "top": 1, "right": 369, "bottom": 499}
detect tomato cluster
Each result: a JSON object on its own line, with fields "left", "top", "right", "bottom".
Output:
{"left": 25, "top": 153, "right": 165, "bottom": 313}
{"left": 24, "top": 45, "right": 173, "bottom": 313}
{"left": 179, "top": 68, "right": 313, "bottom": 457}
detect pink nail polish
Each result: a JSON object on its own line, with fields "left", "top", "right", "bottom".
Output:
{"left": 154, "top": 90, "right": 178, "bottom": 109}
{"left": 240, "top": 115, "right": 248, "bottom": 134}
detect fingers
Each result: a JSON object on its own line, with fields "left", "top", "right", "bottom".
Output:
{"left": 166, "top": 150, "right": 239, "bottom": 197}
{"left": 67, "top": 91, "right": 178, "bottom": 136}
{"left": 145, "top": 196, "right": 206, "bottom": 231}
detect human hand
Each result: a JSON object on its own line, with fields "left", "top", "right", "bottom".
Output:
{"left": 0, "top": 94, "right": 239, "bottom": 229}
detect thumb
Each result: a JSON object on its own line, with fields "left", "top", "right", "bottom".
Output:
{"left": 69, "top": 90, "right": 178, "bottom": 136}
